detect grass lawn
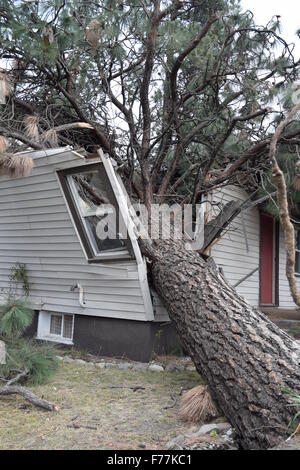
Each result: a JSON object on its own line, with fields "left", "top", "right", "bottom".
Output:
{"left": 0, "top": 362, "right": 201, "bottom": 450}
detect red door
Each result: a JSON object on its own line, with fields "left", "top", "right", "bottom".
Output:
{"left": 260, "top": 214, "right": 274, "bottom": 305}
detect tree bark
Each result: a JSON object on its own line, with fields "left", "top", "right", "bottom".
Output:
{"left": 269, "top": 102, "right": 300, "bottom": 306}
{"left": 141, "top": 239, "right": 300, "bottom": 449}
{"left": 0, "top": 384, "right": 57, "bottom": 411}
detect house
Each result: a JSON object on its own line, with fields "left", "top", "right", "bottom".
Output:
{"left": 0, "top": 147, "right": 174, "bottom": 361}
{"left": 209, "top": 185, "right": 300, "bottom": 316}
{"left": 0, "top": 147, "right": 298, "bottom": 360}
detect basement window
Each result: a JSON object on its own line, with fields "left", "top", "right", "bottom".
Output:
{"left": 295, "top": 230, "right": 300, "bottom": 274}
{"left": 58, "top": 163, "right": 132, "bottom": 261}
{"left": 37, "top": 312, "right": 74, "bottom": 345}
{"left": 50, "top": 314, "right": 74, "bottom": 340}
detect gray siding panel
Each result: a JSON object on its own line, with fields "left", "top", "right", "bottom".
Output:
{"left": 0, "top": 149, "right": 149, "bottom": 321}
{"left": 151, "top": 289, "right": 170, "bottom": 322}
{"left": 278, "top": 228, "right": 300, "bottom": 308}
{"left": 210, "top": 186, "right": 260, "bottom": 306}
{"left": 210, "top": 186, "right": 299, "bottom": 309}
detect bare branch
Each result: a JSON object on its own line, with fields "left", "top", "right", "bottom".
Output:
{"left": 169, "top": 11, "right": 218, "bottom": 105}
{"left": 0, "top": 384, "right": 57, "bottom": 411}
{"left": 269, "top": 102, "right": 300, "bottom": 306}
{"left": 0, "top": 127, "right": 43, "bottom": 150}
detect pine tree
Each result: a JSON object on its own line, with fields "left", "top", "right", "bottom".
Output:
{"left": 1, "top": 1, "right": 300, "bottom": 447}
{"left": 0, "top": 267, "right": 57, "bottom": 409}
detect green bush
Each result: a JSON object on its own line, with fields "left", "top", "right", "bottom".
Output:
{"left": 0, "top": 298, "right": 33, "bottom": 338}
{"left": 0, "top": 298, "right": 58, "bottom": 385}
{"left": 1, "top": 338, "right": 58, "bottom": 385}
{"left": 284, "top": 388, "right": 300, "bottom": 432}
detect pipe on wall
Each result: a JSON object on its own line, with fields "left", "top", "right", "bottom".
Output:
{"left": 70, "top": 283, "right": 86, "bottom": 308}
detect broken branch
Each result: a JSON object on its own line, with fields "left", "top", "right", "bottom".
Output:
{"left": 269, "top": 101, "right": 300, "bottom": 306}
{"left": 0, "top": 384, "right": 57, "bottom": 411}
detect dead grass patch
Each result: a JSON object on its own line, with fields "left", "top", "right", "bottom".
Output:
{"left": 0, "top": 362, "right": 200, "bottom": 450}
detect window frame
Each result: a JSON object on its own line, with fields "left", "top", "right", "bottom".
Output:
{"left": 49, "top": 314, "right": 63, "bottom": 337}
{"left": 49, "top": 314, "right": 74, "bottom": 341}
{"left": 58, "top": 163, "right": 134, "bottom": 262}
{"left": 37, "top": 312, "right": 74, "bottom": 345}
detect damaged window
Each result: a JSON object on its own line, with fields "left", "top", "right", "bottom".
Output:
{"left": 59, "top": 163, "right": 132, "bottom": 260}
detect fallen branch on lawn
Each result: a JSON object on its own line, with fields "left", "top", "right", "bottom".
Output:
{"left": 163, "top": 391, "right": 177, "bottom": 410}
{"left": 0, "top": 369, "right": 57, "bottom": 411}
{"left": 0, "top": 384, "right": 57, "bottom": 411}
{"left": 67, "top": 423, "right": 97, "bottom": 430}
{"left": 96, "top": 384, "right": 146, "bottom": 391}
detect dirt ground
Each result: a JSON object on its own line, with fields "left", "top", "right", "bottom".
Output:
{"left": 0, "top": 362, "right": 201, "bottom": 450}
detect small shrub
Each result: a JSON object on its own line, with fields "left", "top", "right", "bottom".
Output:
{"left": 9, "top": 262, "right": 30, "bottom": 296}
{"left": 1, "top": 338, "right": 58, "bottom": 385}
{"left": 284, "top": 388, "right": 300, "bottom": 434}
{"left": 0, "top": 297, "right": 58, "bottom": 385}
{"left": 0, "top": 298, "right": 33, "bottom": 338}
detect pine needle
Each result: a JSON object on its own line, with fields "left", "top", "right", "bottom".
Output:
{"left": 179, "top": 385, "right": 218, "bottom": 424}
{"left": 0, "top": 71, "right": 11, "bottom": 103}
{"left": 0, "top": 136, "right": 9, "bottom": 154}
{"left": 43, "top": 129, "right": 58, "bottom": 147}
{"left": 0, "top": 154, "right": 34, "bottom": 178}
{"left": 293, "top": 175, "right": 300, "bottom": 190}
{"left": 0, "top": 298, "right": 33, "bottom": 338}
{"left": 85, "top": 19, "right": 102, "bottom": 48}
{"left": 0, "top": 153, "right": 11, "bottom": 176}
{"left": 23, "top": 115, "right": 39, "bottom": 141}
{"left": 292, "top": 162, "right": 300, "bottom": 190}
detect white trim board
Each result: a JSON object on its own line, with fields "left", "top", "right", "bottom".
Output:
{"left": 99, "top": 150, "right": 155, "bottom": 321}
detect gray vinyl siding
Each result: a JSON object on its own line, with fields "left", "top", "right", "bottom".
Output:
{"left": 210, "top": 185, "right": 300, "bottom": 309}
{"left": 278, "top": 228, "right": 300, "bottom": 308}
{"left": 150, "top": 289, "right": 169, "bottom": 322}
{"left": 209, "top": 185, "right": 260, "bottom": 306}
{"left": 0, "top": 148, "right": 150, "bottom": 321}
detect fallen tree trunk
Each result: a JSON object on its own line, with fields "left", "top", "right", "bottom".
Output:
{"left": 141, "top": 239, "right": 300, "bottom": 449}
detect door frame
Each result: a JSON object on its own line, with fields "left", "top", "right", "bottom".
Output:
{"left": 259, "top": 213, "right": 279, "bottom": 307}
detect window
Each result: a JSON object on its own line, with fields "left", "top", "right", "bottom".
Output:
{"left": 37, "top": 312, "right": 74, "bottom": 345}
{"left": 50, "top": 314, "right": 62, "bottom": 336}
{"left": 49, "top": 314, "right": 74, "bottom": 340}
{"left": 59, "top": 164, "right": 132, "bottom": 261}
{"left": 295, "top": 230, "right": 300, "bottom": 274}
{"left": 63, "top": 315, "right": 73, "bottom": 339}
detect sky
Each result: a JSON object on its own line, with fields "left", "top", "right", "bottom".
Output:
{"left": 241, "top": 0, "right": 300, "bottom": 57}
